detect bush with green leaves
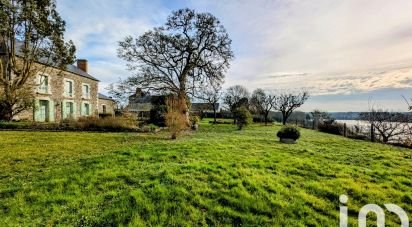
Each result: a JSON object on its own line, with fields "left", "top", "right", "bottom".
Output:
{"left": 189, "top": 115, "right": 200, "bottom": 130}
{"left": 234, "top": 106, "right": 252, "bottom": 130}
{"left": 277, "top": 125, "right": 301, "bottom": 140}
{"left": 190, "top": 115, "right": 200, "bottom": 125}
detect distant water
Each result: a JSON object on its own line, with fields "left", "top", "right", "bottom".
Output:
{"left": 336, "top": 120, "right": 411, "bottom": 141}
{"left": 336, "top": 120, "right": 369, "bottom": 127}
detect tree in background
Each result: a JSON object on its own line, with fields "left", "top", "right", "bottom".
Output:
{"left": 310, "top": 109, "right": 334, "bottom": 128}
{"left": 234, "top": 106, "right": 252, "bottom": 130}
{"left": 310, "top": 109, "right": 332, "bottom": 122}
{"left": 223, "top": 85, "right": 249, "bottom": 123}
{"left": 199, "top": 81, "right": 222, "bottom": 124}
{"left": 116, "top": 8, "right": 233, "bottom": 123}
{"left": 273, "top": 91, "right": 309, "bottom": 125}
{"left": 250, "top": 88, "right": 275, "bottom": 125}
{"left": 0, "top": 0, "right": 76, "bottom": 121}
{"left": 359, "top": 109, "right": 409, "bottom": 143}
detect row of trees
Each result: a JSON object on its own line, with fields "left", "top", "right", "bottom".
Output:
{"left": 219, "top": 85, "right": 309, "bottom": 125}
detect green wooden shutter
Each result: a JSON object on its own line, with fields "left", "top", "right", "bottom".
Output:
{"left": 62, "top": 100, "right": 67, "bottom": 119}
{"left": 73, "top": 102, "right": 77, "bottom": 119}
{"left": 34, "top": 99, "right": 40, "bottom": 122}
{"left": 49, "top": 100, "right": 55, "bottom": 122}
{"left": 89, "top": 103, "right": 93, "bottom": 116}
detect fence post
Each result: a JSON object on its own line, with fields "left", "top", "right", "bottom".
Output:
{"left": 343, "top": 123, "right": 347, "bottom": 137}
{"left": 370, "top": 124, "right": 375, "bottom": 142}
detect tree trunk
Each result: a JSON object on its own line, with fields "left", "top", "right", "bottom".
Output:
{"left": 213, "top": 106, "right": 217, "bottom": 124}
{"left": 233, "top": 111, "right": 236, "bottom": 124}
{"left": 0, "top": 103, "right": 14, "bottom": 121}
{"left": 177, "top": 91, "right": 190, "bottom": 126}
{"left": 282, "top": 114, "right": 287, "bottom": 125}
{"left": 264, "top": 113, "right": 268, "bottom": 126}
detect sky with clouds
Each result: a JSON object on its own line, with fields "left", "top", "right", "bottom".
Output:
{"left": 57, "top": 0, "right": 412, "bottom": 111}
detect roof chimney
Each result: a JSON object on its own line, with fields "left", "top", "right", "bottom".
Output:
{"left": 77, "top": 59, "right": 88, "bottom": 73}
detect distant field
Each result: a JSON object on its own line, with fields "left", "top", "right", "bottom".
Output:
{"left": 0, "top": 120, "right": 411, "bottom": 226}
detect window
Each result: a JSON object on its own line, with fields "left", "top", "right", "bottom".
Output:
{"left": 38, "top": 75, "right": 49, "bottom": 93}
{"left": 82, "top": 103, "right": 90, "bottom": 116}
{"left": 102, "top": 105, "right": 107, "bottom": 114}
{"left": 64, "top": 80, "right": 73, "bottom": 97}
{"left": 64, "top": 102, "right": 74, "bottom": 119}
{"left": 37, "top": 100, "right": 50, "bottom": 122}
{"left": 82, "top": 84, "right": 90, "bottom": 99}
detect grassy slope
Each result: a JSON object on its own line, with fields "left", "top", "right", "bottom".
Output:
{"left": 0, "top": 120, "right": 411, "bottom": 226}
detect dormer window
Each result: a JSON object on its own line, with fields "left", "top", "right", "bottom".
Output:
{"left": 82, "top": 84, "right": 90, "bottom": 99}
{"left": 64, "top": 79, "right": 74, "bottom": 97}
{"left": 38, "top": 75, "right": 49, "bottom": 93}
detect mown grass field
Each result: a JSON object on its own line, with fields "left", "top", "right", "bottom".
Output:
{"left": 0, "top": 120, "right": 411, "bottom": 226}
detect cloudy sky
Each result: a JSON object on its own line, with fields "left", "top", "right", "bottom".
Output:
{"left": 57, "top": 0, "right": 412, "bottom": 111}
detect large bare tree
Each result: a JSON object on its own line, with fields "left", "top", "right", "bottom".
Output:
{"left": 0, "top": 0, "right": 75, "bottom": 121}
{"left": 116, "top": 8, "right": 233, "bottom": 120}
{"left": 273, "top": 91, "right": 309, "bottom": 125}
{"left": 250, "top": 88, "right": 275, "bottom": 125}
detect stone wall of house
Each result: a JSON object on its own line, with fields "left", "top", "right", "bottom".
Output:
{"left": 98, "top": 98, "right": 116, "bottom": 116}
{"left": 14, "top": 63, "right": 99, "bottom": 122}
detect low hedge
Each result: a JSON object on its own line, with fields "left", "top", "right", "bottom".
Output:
{"left": 0, "top": 117, "right": 160, "bottom": 133}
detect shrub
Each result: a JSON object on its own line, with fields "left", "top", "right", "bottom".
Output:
{"left": 148, "top": 96, "right": 167, "bottom": 126}
{"left": 277, "top": 125, "right": 300, "bottom": 140}
{"left": 0, "top": 117, "right": 150, "bottom": 132}
{"left": 165, "top": 96, "right": 188, "bottom": 139}
{"left": 75, "top": 116, "right": 137, "bottom": 131}
{"left": 317, "top": 120, "right": 343, "bottom": 135}
{"left": 190, "top": 115, "right": 200, "bottom": 125}
{"left": 234, "top": 106, "right": 252, "bottom": 130}
{"left": 148, "top": 123, "right": 158, "bottom": 132}
{"left": 149, "top": 105, "right": 166, "bottom": 127}
{"left": 253, "top": 116, "right": 273, "bottom": 123}
{"left": 189, "top": 114, "right": 200, "bottom": 130}
{"left": 98, "top": 113, "right": 113, "bottom": 118}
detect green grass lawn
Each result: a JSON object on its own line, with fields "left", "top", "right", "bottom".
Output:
{"left": 0, "top": 120, "right": 411, "bottom": 226}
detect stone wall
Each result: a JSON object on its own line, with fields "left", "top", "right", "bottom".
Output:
{"left": 14, "top": 63, "right": 99, "bottom": 122}
{"left": 98, "top": 98, "right": 116, "bottom": 116}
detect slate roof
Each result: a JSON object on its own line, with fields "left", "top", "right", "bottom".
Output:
{"left": 98, "top": 93, "right": 115, "bottom": 101}
{"left": 65, "top": 64, "right": 99, "bottom": 81}
{"left": 2, "top": 39, "right": 99, "bottom": 81}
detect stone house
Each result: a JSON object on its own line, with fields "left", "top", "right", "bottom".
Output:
{"left": 14, "top": 59, "right": 116, "bottom": 122}
{"left": 98, "top": 93, "right": 117, "bottom": 116}
{"left": 126, "top": 88, "right": 219, "bottom": 117}
{"left": 191, "top": 103, "right": 220, "bottom": 114}
{"left": 126, "top": 89, "right": 160, "bottom": 118}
